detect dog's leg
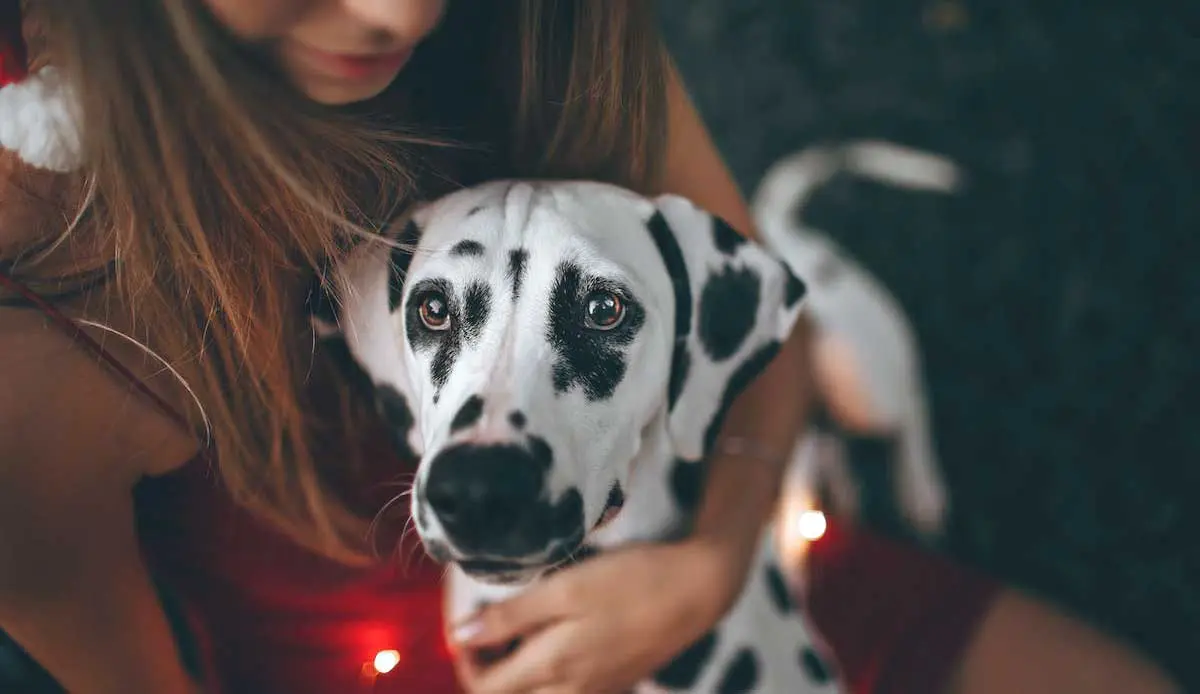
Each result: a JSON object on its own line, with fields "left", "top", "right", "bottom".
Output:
{"left": 894, "top": 397, "right": 949, "bottom": 540}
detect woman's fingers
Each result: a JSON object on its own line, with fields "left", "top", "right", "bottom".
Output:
{"left": 452, "top": 574, "right": 577, "bottom": 650}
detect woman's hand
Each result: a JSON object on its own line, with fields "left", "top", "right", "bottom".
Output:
{"left": 450, "top": 536, "right": 749, "bottom": 694}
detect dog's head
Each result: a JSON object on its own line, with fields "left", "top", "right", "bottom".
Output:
{"left": 316, "top": 180, "right": 806, "bottom": 584}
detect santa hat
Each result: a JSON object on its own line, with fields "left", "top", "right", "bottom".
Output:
{"left": 0, "top": 0, "right": 83, "bottom": 172}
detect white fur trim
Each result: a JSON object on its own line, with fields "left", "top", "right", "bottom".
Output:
{"left": 0, "top": 66, "right": 83, "bottom": 172}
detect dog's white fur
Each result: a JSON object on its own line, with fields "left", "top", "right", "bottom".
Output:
{"left": 753, "top": 140, "right": 957, "bottom": 542}
{"left": 317, "top": 180, "right": 842, "bottom": 692}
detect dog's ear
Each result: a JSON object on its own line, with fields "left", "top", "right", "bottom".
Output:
{"left": 647, "top": 194, "right": 808, "bottom": 465}
{"left": 307, "top": 219, "right": 425, "bottom": 460}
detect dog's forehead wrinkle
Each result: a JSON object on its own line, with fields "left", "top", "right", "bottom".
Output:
{"left": 498, "top": 180, "right": 540, "bottom": 241}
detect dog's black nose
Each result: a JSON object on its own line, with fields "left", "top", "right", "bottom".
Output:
{"left": 423, "top": 443, "right": 581, "bottom": 557}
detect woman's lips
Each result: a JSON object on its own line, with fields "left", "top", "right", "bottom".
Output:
{"left": 298, "top": 44, "right": 414, "bottom": 81}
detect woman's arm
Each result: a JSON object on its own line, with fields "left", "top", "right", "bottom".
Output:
{"left": 948, "top": 589, "right": 1181, "bottom": 694}
{"left": 655, "top": 60, "right": 813, "bottom": 607}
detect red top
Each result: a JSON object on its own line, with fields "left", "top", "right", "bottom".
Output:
{"left": 0, "top": 268, "right": 463, "bottom": 694}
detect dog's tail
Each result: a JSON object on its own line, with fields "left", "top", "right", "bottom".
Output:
{"left": 751, "top": 139, "right": 964, "bottom": 249}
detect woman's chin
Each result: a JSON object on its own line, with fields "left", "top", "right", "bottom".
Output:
{"left": 292, "top": 72, "right": 401, "bottom": 106}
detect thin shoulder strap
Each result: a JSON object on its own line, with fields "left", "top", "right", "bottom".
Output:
{"left": 0, "top": 265, "right": 193, "bottom": 432}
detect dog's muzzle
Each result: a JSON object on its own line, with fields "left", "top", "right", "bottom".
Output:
{"left": 422, "top": 443, "right": 585, "bottom": 563}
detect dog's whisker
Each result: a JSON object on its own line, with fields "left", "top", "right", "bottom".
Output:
{"left": 365, "top": 485, "right": 418, "bottom": 558}
{"left": 399, "top": 525, "right": 426, "bottom": 574}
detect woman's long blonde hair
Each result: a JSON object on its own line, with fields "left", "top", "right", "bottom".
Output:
{"left": 5, "top": 0, "right": 669, "bottom": 562}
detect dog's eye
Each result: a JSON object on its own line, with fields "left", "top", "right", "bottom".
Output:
{"left": 584, "top": 291, "right": 625, "bottom": 330}
{"left": 418, "top": 292, "right": 451, "bottom": 331}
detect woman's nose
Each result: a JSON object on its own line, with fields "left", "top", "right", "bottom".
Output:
{"left": 339, "top": 0, "right": 446, "bottom": 42}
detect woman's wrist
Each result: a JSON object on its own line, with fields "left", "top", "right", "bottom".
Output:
{"left": 684, "top": 324, "right": 814, "bottom": 619}
{"left": 684, "top": 451, "right": 787, "bottom": 618}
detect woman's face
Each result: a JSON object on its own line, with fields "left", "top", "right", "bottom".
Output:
{"left": 200, "top": 0, "right": 447, "bottom": 105}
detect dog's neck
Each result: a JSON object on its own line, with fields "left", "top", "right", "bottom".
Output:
{"left": 589, "top": 406, "right": 688, "bottom": 548}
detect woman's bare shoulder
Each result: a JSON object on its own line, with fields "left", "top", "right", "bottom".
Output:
{"left": 0, "top": 305, "right": 196, "bottom": 484}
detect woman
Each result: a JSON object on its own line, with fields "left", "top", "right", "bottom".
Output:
{"left": 0, "top": 1, "right": 809, "bottom": 692}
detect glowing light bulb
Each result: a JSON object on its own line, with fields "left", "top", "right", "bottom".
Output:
{"left": 795, "top": 510, "right": 827, "bottom": 541}
{"left": 373, "top": 649, "right": 401, "bottom": 675}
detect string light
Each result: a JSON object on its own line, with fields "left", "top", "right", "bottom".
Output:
{"left": 373, "top": 649, "right": 401, "bottom": 675}
{"left": 795, "top": 509, "right": 827, "bottom": 541}
{"left": 777, "top": 490, "right": 828, "bottom": 567}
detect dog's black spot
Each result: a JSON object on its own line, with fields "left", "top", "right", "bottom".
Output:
{"left": 527, "top": 435, "right": 554, "bottom": 471}
{"left": 648, "top": 213, "right": 696, "bottom": 413}
{"left": 507, "top": 249, "right": 528, "bottom": 301}
{"left": 716, "top": 649, "right": 760, "bottom": 693}
{"left": 388, "top": 220, "right": 423, "bottom": 311}
{"left": 647, "top": 211, "right": 693, "bottom": 334}
{"left": 764, "top": 563, "right": 794, "bottom": 614}
{"left": 547, "top": 262, "right": 645, "bottom": 401}
{"left": 669, "top": 457, "right": 708, "bottom": 513}
{"left": 711, "top": 216, "right": 748, "bottom": 255}
{"left": 653, "top": 629, "right": 719, "bottom": 690}
{"left": 508, "top": 410, "right": 527, "bottom": 429}
{"left": 590, "top": 482, "right": 626, "bottom": 530}
{"left": 698, "top": 264, "right": 762, "bottom": 362}
{"left": 604, "top": 483, "right": 625, "bottom": 512}
{"left": 667, "top": 344, "right": 691, "bottom": 412}
{"left": 430, "top": 337, "right": 460, "bottom": 393}
{"left": 784, "top": 263, "right": 809, "bottom": 307}
{"left": 800, "top": 646, "right": 833, "bottom": 684}
{"left": 463, "top": 282, "right": 491, "bottom": 339}
{"left": 451, "top": 239, "right": 484, "bottom": 257}
{"left": 702, "top": 341, "right": 782, "bottom": 455}
{"left": 450, "top": 395, "right": 485, "bottom": 433}
{"left": 375, "top": 384, "right": 417, "bottom": 461}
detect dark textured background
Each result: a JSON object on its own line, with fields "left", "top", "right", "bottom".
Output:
{"left": 657, "top": 0, "right": 1199, "bottom": 687}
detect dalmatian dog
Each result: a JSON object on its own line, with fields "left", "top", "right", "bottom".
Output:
{"left": 751, "top": 140, "right": 960, "bottom": 554}
{"left": 312, "top": 179, "right": 842, "bottom": 693}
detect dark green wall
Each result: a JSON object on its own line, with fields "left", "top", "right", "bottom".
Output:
{"left": 659, "top": 0, "right": 1199, "bottom": 686}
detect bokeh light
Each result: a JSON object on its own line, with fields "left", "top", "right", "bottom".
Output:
{"left": 796, "top": 509, "right": 827, "bottom": 541}
{"left": 373, "top": 649, "right": 401, "bottom": 675}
